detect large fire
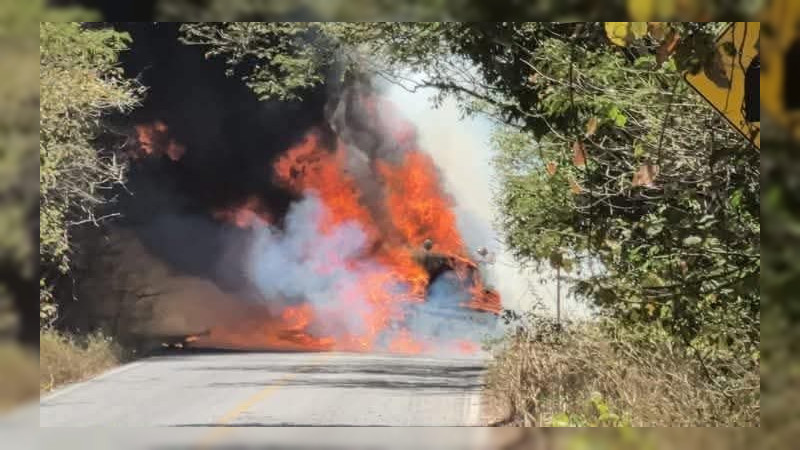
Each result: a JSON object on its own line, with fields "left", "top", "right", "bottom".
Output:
{"left": 133, "top": 94, "right": 501, "bottom": 355}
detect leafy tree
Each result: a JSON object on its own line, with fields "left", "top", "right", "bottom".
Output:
{"left": 394, "top": 23, "right": 760, "bottom": 380}
{"left": 39, "top": 22, "right": 142, "bottom": 324}
{"left": 180, "top": 22, "right": 341, "bottom": 101}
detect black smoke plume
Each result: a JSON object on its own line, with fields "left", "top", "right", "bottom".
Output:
{"left": 111, "top": 23, "right": 332, "bottom": 285}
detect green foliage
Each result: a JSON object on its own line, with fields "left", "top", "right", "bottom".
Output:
{"left": 492, "top": 129, "right": 579, "bottom": 269}
{"left": 369, "top": 22, "right": 760, "bottom": 381}
{"left": 39, "top": 23, "right": 142, "bottom": 323}
{"left": 179, "top": 22, "right": 448, "bottom": 102}
{"left": 181, "top": 22, "right": 337, "bottom": 101}
{"left": 550, "top": 392, "right": 632, "bottom": 427}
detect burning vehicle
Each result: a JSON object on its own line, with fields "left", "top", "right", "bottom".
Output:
{"left": 407, "top": 243, "right": 501, "bottom": 343}
{"left": 129, "top": 118, "right": 502, "bottom": 355}
{"left": 150, "top": 244, "right": 500, "bottom": 353}
{"left": 414, "top": 241, "right": 501, "bottom": 315}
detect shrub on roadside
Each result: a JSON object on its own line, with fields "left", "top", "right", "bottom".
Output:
{"left": 486, "top": 313, "right": 759, "bottom": 427}
{"left": 39, "top": 329, "right": 122, "bottom": 392}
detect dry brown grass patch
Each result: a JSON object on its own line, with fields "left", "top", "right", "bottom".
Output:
{"left": 39, "top": 329, "right": 121, "bottom": 393}
{"left": 486, "top": 320, "right": 759, "bottom": 427}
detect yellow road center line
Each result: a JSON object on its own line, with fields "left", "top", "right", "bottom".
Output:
{"left": 198, "top": 352, "right": 334, "bottom": 446}
{"left": 214, "top": 380, "right": 288, "bottom": 426}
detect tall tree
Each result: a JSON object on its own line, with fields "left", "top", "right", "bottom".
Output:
{"left": 39, "top": 22, "right": 142, "bottom": 324}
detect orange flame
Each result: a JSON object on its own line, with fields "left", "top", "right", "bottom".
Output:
{"left": 196, "top": 303, "right": 335, "bottom": 352}
{"left": 274, "top": 135, "right": 378, "bottom": 242}
{"left": 454, "top": 340, "right": 478, "bottom": 354}
{"left": 176, "top": 98, "right": 500, "bottom": 355}
{"left": 388, "top": 329, "right": 427, "bottom": 355}
{"left": 213, "top": 196, "right": 272, "bottom": 228}
{"left": 379, "top": 151, "right": 464, "bottom": 255}
{"left": 134, "top": 121, "right": 185, "bottom": 161}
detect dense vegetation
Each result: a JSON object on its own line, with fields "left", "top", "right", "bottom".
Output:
{"left": 39, "top": 22, "right": 141, "bottom": 324}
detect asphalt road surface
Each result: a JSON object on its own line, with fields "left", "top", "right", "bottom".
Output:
{"left": 37, "top": 351, "right": 487, "bottom": 429}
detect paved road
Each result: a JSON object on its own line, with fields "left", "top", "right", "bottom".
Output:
{"left": 37, "top": 351, "right": 486, "bottom": 428}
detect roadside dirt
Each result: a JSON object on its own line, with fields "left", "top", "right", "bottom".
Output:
{"left": 481, "top": 387, "right": 514, "bottom": 426}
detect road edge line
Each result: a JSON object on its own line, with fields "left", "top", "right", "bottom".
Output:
{"left": 39, "top": 361, "right": 145, "bottom": 403}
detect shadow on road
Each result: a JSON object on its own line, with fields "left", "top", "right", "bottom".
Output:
{"left": 190, "top": 359, "right": 485, "bottom": 393}
{"left": 185, "top": 363, "right": 484, "bottom": 376}
{"left": 206, "top": 377, "right": 482, "bottom": 392}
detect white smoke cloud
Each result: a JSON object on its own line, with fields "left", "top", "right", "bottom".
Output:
{"left": 405, "top": 272, "right": 500, "bottom": 351}
{"left": 248, "top": 194, "right": 394, "bottom": 339}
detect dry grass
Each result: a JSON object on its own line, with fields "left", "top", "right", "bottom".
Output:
{"left": 39, "top": 329, "right": 122, "bottom": 393}
{"left": 486, "top": 319, "right": 759, "bottom": 427}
